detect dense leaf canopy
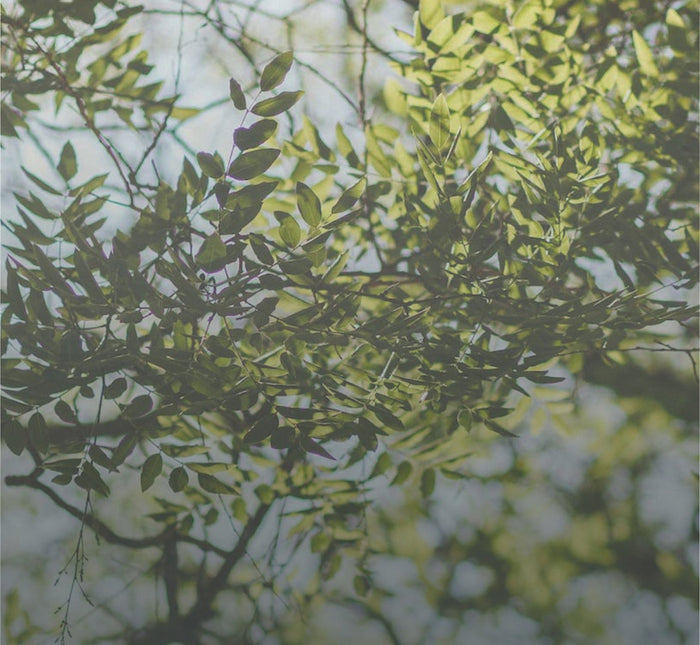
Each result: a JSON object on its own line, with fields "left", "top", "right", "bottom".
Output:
{"left": 1, "top": 0, "right": 697, "bottom": 643}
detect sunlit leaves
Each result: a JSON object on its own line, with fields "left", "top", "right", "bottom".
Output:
{"left": 632, "top": 30, "right": 659, "bottom": 77}
{"left": 429, "top": 94, "right": 450, "bottom": 151}
{"left": 2, "top": 5, "right": 698, "bottom": 639}
{"left": 278, "top": 213, "right": 301, "bottom": 247}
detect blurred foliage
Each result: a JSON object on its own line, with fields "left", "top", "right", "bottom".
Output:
{"left": 1, "top": 0, "right": 697, "bottom": 643}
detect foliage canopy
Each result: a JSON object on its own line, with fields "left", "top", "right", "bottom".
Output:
{"left": 1, "top": 0, "right": 697, "bottom": 643}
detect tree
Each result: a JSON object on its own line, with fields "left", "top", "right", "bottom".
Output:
{"left": 1, "top": 0, "right": 697, "bottom": 643}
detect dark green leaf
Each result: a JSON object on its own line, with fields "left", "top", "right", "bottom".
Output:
{"left": 141, "top": 453, "right": 163, "bottom": 491}
{"left": 244, "top": 413, "right": 279, "bottom": 443}
{"left": 28, "top": 412, "right": 48, "bottom": 453}
{"left": 196, "top": 152, "right": 225, "bottom": 178}
{"left": 169, "top": 466, "right": 188, "bottom": 492}
{"left": 421, "top": 468, "right": 436, "bottom": 498}
{"left": 370, "top": 405, "right": 404, "bottom": 431}
{"left": 57, "top": 142, "right": 77, "bottom": 181}
{"left": 249, "top": 235, "right": 275, "bottom": 265}
{"left": 296, "top": 182, "right": 322, "bottom": 226}
{"left": 251, "top": 91, "right": 303, "bottom": 117}
{"left": 124, "top": 394, "right": 153, "bottom": 418}
{"left": 260, "top": 51, "right": 294, "bottom": 91}
{"left": 234, "top": 119, "right": 278, "bottom": 150}
{"left": 104, "top": 377, "right": 127, "bottom": 399}
{"left": 227, "top": 148, "right": 280, "bottom": 180}
{"left": 300, "top": 435, "right": 335, "bottom": 460}
{"left": 197, "top": 472, "right": 237, "bottom": 494}
{"left": 3, "top": 420, "right": 26, "bottom": 455}
{"left": 196, "top": 233, "right": 228, "bottom": 273}
{"left": 78, "top": 462, "right": 110, "bottom": 497}
{"left": 55, "top": 399, "right": 78, "bottom": 423}
{"left": 229, "top": 78, "right": 246, "bottom": 109}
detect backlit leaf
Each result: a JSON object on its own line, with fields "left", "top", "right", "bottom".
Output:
{"left": 632, "top": 30, "right": 659, "bottom": 77}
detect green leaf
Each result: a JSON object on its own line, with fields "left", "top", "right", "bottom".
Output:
{"left": 296, "top": 182, "right": 322, "bottom": 226}
{"left": 251, "top": 91, "right": 303, "bottom": 117}
{"left": 78, "top": 462, "right": 110, "bottom": 497}
{"left": 234, "top": 119, "right": 277, "bottom": 150}
{"left": 421, "top": 468, "right": 436, "bottom": 498}
{"left": 244, "top": 413, "right": 280, "bottom": 444}
{"left": 370, "top": 452, "right": 392, "bottom": 478}
{"left": 55, "top": 399, "right": 78, "bottom": 423}
{"left": 5, "top": 264, "right": 27, "bottom": 320}
{"left": 632, "top": 30, "right": 659, "bottom": 77}
{"left": 419, "top": 0, "right": 444, "bottom": 28}
{"left": 332, "top": 178, "right": 366, "bottom": 214}
{"left": 124, "top": 394, "right": 153, "bottom": 418}
{"left": 197, "top": 472, "right": 237, "bottom": 494}
{"left": 391, "top": 460, "right": 413, "bottom": 486}
{"left": 196, "top": 233, "right": 227, "bottom": 273}
{"left": 169, "top": 466, "right": 188, "bottom": 492}
{"left": 255, "top": 483, "right": 275, "bottom": 504}
{"left": 229, "top": 78, "right": 246, "bottom": 109}
{"left": 28, "top": 412, "right": 48, "bottom": 454}
{"left": 196, "top": 152, "right": 225, "bottom": 178}
{"left": 457, "top": 409, "right": 473, "bottom": 431}
{"left": 104, "top": 377, "right": 127, "bottom": 399}
{"left": 3, "top": 420, "right": 26, "bottom": 456}
{"left": 279, "top": 215, "right": 301, "bottom": 247}
{"left": 141, "top": 453, "right": 163, "bottom": 491}
{"left": 57, "top": 142, "right": 77, "bottom": 181}
{"left": 270, "top": 426, "right": 295, "bottom": 449}
{"left": 429, "top": 94, "right": 451, "bottom": 151}
{"left": 227, "top": 148, "right": 280, "bottom": 180}
{"left": 300, "top": 435, "right": 335, "bottom": 460}
{"left": 370, "top": 405, "right": 404, "bottom": 431}
{"left": 249, "top": 235, "right": 274, "bottom": 265}
{"left": 260, "top": 51, "right": 294, "bottom": 91}
{"left": 89, "top": 445, "right": 117, "bottom": 472}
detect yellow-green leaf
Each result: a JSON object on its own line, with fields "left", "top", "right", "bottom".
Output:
{"left": 632, "top": 30, "right": 659, "bottom": 77}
